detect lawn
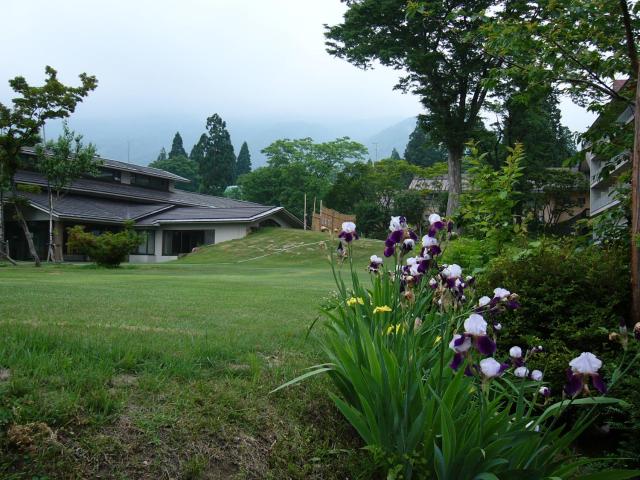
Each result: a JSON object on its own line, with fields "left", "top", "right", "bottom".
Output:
{"left": 0, "top": 228, "right": 383, "bottom": 479}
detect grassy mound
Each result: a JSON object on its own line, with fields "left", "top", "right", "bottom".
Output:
{"left": 178, "top": 227, "right": 384, "bottom": 268}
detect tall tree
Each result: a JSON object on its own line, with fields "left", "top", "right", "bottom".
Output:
{"left": 236, "top": 141, "right": 252, "bottom": 177}
{"left": 404, "top": 120, "right": 447, "bottom": 167}
{"left": 199, "top": 114, "right": 236, "bottom": 195}
{"left": 390, "top": 148, "right": 401, "bottom": 160}
{"left": 168, "top": 131, "right": 187, "bottom": 158}
{"left": 326, "top": 0, "right": 502, "bottom": 215}
{"left": 36, "top": 122, "right": 100, "bottom": 261}
{"left": 240, "top": 137, "right": 367, "bottom": 220}
{"left": 190, "top": 134, "right": 207, "bottom": 164}
{"left": 0, "top": 66, "right": 97, "bottom": 266}
{"left": 481, "top": 0, "right": 640, "bottom": 319}
{"left": 156, "top": 147, "right": 167, "bottom": 162}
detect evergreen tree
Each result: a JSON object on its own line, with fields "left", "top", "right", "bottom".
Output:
{"left": 236, "top": 141, "right": 252, "bottom": 177}
{"left": 502, "top": 91, "right": 576, "bottom": 170}
{"left": 157, "top": 147, "right": 167, "bottom": 162}
{"left": 190, "top": 134, "right": 207, "bottom": 165}
{"left": 390, "top": 148, "right": 401, "bottom": 160}
{"left": 168, "top": 131, "right": 187, "bottom": 158}
{"left": 199, "top": 114, "right": 236, "bottom": 195}
{"left": 404, "top": 121, "right": 447, "bottom": 167}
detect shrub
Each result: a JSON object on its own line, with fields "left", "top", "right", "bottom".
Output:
{"left": 67, "top": 222, "right": 140, "bottom": 267}
{"left": 458, "top": 141, "right": 525, "bottom": 254}
{"left": 478, "top": 238, "right": 640, "bottom": 463}
{"left": 278, "top": 216, "right": 639, "bottom": 479}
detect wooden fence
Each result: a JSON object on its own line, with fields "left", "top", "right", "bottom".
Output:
{"left": 311, "top": 206, "right": 356, "bottom": 232}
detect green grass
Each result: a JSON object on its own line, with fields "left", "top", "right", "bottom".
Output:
{"left": 0, "top": 228, "right": 384, "bottom": 479}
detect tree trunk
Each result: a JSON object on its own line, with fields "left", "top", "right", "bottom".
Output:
{"left": 11, "top": 186, "right": 41, "bottom": 267}
{"left": 631, "top": 73, "right": 640, "bottom": 323}
{"left": 47, "top": 186, "right": 55, "bottom": 262}
{"left": 446, "top": 147, "right": 463, "bottom": 216}
{"left": 0, "top": 187, "right": 17, "bottom": 265}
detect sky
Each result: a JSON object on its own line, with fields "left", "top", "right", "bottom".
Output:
{"left": 1, "top": 0, "right": 596, "bottom": 164}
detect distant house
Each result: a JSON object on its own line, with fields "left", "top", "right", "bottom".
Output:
{"left": 3, "top": 148, "right": 301, "bottom": 262}
{"left": 585, "top": 80, "right": 633, "bottom": 218}
{"left": 409, "top": 168, "right": 588, "bottom": 228}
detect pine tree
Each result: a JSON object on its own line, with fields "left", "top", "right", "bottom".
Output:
{"left": 390, "top": 148, "right": 401, "bottom": 160}
{"left": 169, "top": 132, "right": 187, "bottom": 158}
{"left": 199, "top": 114, "right": 236, "bottom": 195}
{"left": 190, "top": 134, "right": 208, "bottom": 164}
{"left": 157, "top": 147, "right": 167, "bottom": 162}
{"left": 404, "top": 121, "right": 447, "bottom": 167}
{"left": 236, "top": 141, "right": 252, "bottom": 177}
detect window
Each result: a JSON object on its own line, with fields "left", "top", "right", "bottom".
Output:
{"left": 135, "top": 230, "right": 156, "bottom": 255}
{"left": 90, "top": 168, "right": 121, "bottom": 183}
{"left": 131, "top": 174, "right": 168, "bottom": 190}
{"left": 162, "top": 230, "right": 206, "bottom": 256}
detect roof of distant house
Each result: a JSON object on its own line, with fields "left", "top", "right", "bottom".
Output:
{"left": 20, "top": 146, "right": 191, "bottom": 183}
{"left": 14, "top": 169, "right": 264, "bottom": 209}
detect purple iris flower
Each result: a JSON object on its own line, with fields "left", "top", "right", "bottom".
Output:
{"left": 564, "top": 353, "right": 607, "bottom": 396}
{"left": 338, "top": 221, "right": 358, "bottom": 243}
{"left": 476, "top": 335, "right": 497, "bottom": 355}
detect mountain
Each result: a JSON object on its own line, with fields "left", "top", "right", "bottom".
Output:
{"left": 364, "top": 117, "right": 416, "bottom": 161}
{"left": 44, "top": 115, "right": 417, "bottom": 168}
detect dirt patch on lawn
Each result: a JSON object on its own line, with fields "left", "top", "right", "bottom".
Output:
{"left": 54, "top": 401, "right": 275, "bottom": 479}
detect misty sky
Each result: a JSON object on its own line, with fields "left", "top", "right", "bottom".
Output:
{"left": 2, "top": 0, "right": 595, "bottom": 163}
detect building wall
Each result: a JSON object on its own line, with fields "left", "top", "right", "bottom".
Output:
{"left": 129, "top": 222, "right": 250, "bottom": 263}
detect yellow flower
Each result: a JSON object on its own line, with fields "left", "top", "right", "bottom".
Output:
{"left": 373, "top": 305, "right": 392, "bottom": 314}
{"left": 347, "top": 297, "right": 365, "bottom": 307}
{"left": 385, "top": 323, "right": 405, "bottom": 335}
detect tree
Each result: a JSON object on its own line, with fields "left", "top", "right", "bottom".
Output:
{"left": 324, "top": 158, "right": 431, "bottom": 237}
{"left": 36, "top": 122, "right": 100, "bottom": 262}
{"left": 236, "top": 141, "right": 252, "bottom": 177}
{"left": 326, "top": 0, "right": 502, "bottom": 215}
{"left": 404, "top": 120, "right": 447, "bottom": 167}
{"left": 168, "top": 132, "right": 187, "bottom": 158}
{"left": 0, "top": 66, "right": 97, "bottom": 266}
{"left": 189, "top": 134, "right": 207, "bottom": 165}
{"left": 459, "top": 142, "right": 525, "bottom": 253}
{"left": 390, "top": 148, "right": 401, "bottom": 160}
{"left": 481, "top": 0, "right": 640, "bottom": 319}
{"left": 199, "top": 114, "right": 236, "bottom": 195}
{"left": 156, "top": 147, "right": 167, "bottom": 162}
{"left": 149, "top": 154, "right": 199, "bottom": 192}
{"left": 240, "top": 137, "right": 368, "bottom": 220}
{"left": 504, "top": 95, "right": 575, "bottom": 168}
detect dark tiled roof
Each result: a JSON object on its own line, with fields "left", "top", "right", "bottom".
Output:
{"left": 20, "top": 146, "right": 190, "bottom": 183}
{"left": 22, "top": 191, "right": 172, "bottom": 223}
{"left": 136, "top": 206, "right": 281, "bottom": 226}
{"left": 14, "top": 170, "right": 265, "bottom": 209}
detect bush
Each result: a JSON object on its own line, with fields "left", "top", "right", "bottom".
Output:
{"left": 478, "top": 238, "right": 640, "bottom": 463}
{"left": 66, "top": 222, "right": 140, "bottom": 267}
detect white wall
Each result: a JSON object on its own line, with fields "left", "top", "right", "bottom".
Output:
{"left": 129, "top": 222, "right": 250, "bottom": 263}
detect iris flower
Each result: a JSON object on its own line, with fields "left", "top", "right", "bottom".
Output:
{"left": 565, "top": 352, "right": 607, "bottom": 396}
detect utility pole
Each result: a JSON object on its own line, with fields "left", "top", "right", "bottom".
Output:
{"left": 303, "top": 193, "right": 307, "bottom": 230}
{"left": 373, "top": 142, "right": 379, "bottom": 162}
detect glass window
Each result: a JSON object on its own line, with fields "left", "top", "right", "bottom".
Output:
{"left": 131, "top": 174, "right": 168, "bottom": 190}
{"left": 135, "top": 230, "right": 155, "bottom": 255}
{"left": 90, "top": 168, "right": 121, "bottom": 183}
{"left": 162, "top": 230, "right": 205, "bottom": 256}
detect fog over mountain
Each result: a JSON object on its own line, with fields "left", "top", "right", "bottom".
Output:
{"left": 46, "top": 115, "right": 418, "bottom": 168}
